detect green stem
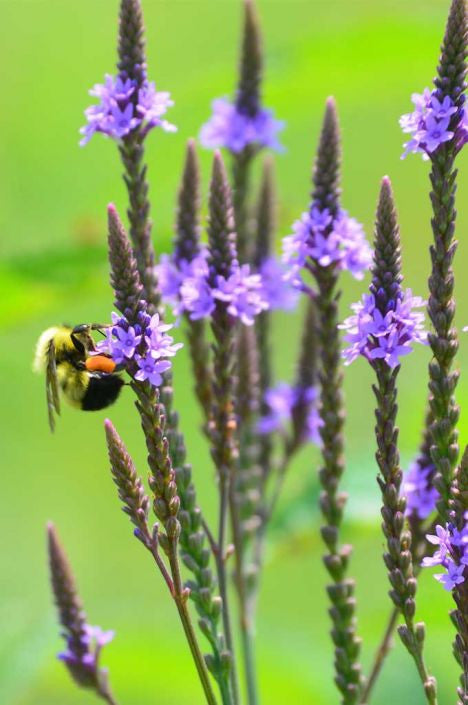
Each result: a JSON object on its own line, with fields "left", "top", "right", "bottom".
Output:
{"left": 229, "top": 477, "right": 259, "bottom": 705}
{"left": 168, "top": 551, "right": 219, "bottom": 705}
{"left": 216, "top": 477, "right": 240, "bottom": 705}
{"left": 241, "top": 624, "right": 258, "bottom": 705}
{"left": 360, "top": 607, "right": 399, "bottom": 704}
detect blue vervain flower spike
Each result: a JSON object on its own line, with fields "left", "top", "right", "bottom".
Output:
{"left": 200, "top": 0, "right": 283, "bottom": 262}
{"left": 47, "top": 523, "right": 117, "bottom": 705}
{"left": 362, "top": 177, "right": 437, "bottom": 704}
{"left": 310, "top": 97, "right": 364, "bottom": 705}
{"left": 206, "top": 151, "right": 241, "bottom": 705}
{"left": 81, "top": 0, "right": 175, "bottom": 313}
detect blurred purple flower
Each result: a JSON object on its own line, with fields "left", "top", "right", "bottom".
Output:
{"left": 257, "top": 383, "right": 297, "bottom": 434}
{"left": 200, "top": 98, "right": 284, "bottom": 153}
{"left": 214, "top": 264, "right": 269, "bottom": 325}
{"left": 259, "top": 257, "right": 299, "bottom": 311}
{"left": 258, "top": 382, "right": 322, "bottom": 445}
{"left": 58, "top": 624, "right": 114, "bottom": 680}
{"left": 402, "top": 460, "right": 438, "bottom": 520}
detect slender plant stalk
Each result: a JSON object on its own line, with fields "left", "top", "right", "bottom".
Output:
{"left": 370, "top": 177, "right": 437, "bottom": 705}
{"left": 207, "top": 152, "right": 243, "bottom": 705}
{"left": 232, "top": 0, "right": 263, "bottom": 261}
{"left": 424, "top": 2, "right": 467, "bottom": 696}
{"left": 360, "top": 607, "right": 400, "bottom": 705}
{"left": 311, "top": 98, "right": 363, "bottom": 705}
{"left": 254, "top": 157, "right": 275, "bottom": 479}
{"left": 427, "top": 0, "right": 466, "bottom": 524}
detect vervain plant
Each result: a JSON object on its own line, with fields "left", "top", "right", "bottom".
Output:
{"left": 43, "top": 1, "right": 467, "bottom": 704}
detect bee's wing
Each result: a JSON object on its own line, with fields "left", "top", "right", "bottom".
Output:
{"left": 46, "top": 340, "right": 61, "bottom": 432}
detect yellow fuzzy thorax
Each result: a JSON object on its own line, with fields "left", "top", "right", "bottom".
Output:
{"left": 33, "top": 326, "right": 77, "bottom": 373}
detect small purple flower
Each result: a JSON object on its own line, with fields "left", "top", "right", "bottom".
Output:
{"left": 200, "top": 98, "right": 284, "bottom": 153}
{"left": 136, "top": 82, "right": 176, "bottom": 133}
{"left": 435, "top": 562, "right": 465, "bottom": 591}
{"left": 145, "top": 313, "right": 183, "bottom": 359}
{"left": 80, "top": 73, "right": 175, "bottom": 145}
{"left": 423, "top": 114, "right": 454, "bottom": 153}
{"left": 134, "top": 355, "right": 172, "bottom": 386}
{"left": 181, "top": 276, "right": 216, "bottom": 320}
{"left": 157, "top": 251, "right": 211, "bottom": 318}
{"left": 214, "top": 264, "right": 269, "bottom": 325}
{"left": 115, "top": 324, "right": 142, "bottom": 358}
{"left": 430, "top": 94, "right": 458, "bottom": 120}
{"left": 58, "top": 623, "right": 114, "bottom": 684}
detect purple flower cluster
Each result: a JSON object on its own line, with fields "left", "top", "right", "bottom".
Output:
{"left": 257, "top": 383, "right": 322, "bottom": 445}
{"left": 340, "top": 290, "right": 427, "bottom": 369}
{"left": 200, "top": 98, "right": 284, "bottom": 153}
{"left": 58, "top": 624, "right": 114, "bottom": 682}
{"left": 157, "top": 252, "right": 296, "bottom": 325}
{"left": 402, "top": 459, "right": 438, "bottom": 520}
{"left": 80, "top": 73, "right": 176, "bottom": 145}
{"left": 97, "top": 311, "right": 182, "bottom": 387}
{"left": 282, "top": 207, "right": 372, "bottom": 286}
{"left": 422, "top": 520, "right": 468, "bottom": 591}
{"left": 400, "top": 88, "right": 467, "bottom": 159}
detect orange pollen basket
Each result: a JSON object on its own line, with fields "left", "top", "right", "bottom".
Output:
{"left": 85, "top": 355, "right": 117, "bottom": 374}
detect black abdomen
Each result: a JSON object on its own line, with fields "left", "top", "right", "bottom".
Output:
{"left": 80, "top": 374, "right": 124, "bottom": 411}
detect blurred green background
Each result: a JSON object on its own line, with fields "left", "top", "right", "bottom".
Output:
{"left": 1, "top": 0, "right": 467, "bottom": 703}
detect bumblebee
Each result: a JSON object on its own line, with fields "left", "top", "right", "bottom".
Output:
{"left": 33, "top": 324, "right": 124, "bottom": 431}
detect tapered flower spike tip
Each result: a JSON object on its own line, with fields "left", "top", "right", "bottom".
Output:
{"left": 208, "top": 151, "right": 237, "bottom": 281}
{"left": 175, "top": 139, "right": 201, "bottom": 263}
{"left": 107, "top": 203, "right": 143, "bottom": 317}
{"left": 435, "top": 0, "right": 467, "bottom": 104}
{"left": 370, "top": 175, "right": 403, "bottom": 311}
{"left": 118, "top": 0, "right": 146, "bottom": 86}
{"left": 236, "top": 0, "right": 263, "bottom": 117}
{"left": 104, "top": 419, "right": 150, "bottom": 535}
{"left": 312, "top": 97, "right": 341, "bottom": 217}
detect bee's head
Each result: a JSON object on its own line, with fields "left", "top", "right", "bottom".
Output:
{"left": 71, "top": 324, "right": 95, "bottom": 354}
